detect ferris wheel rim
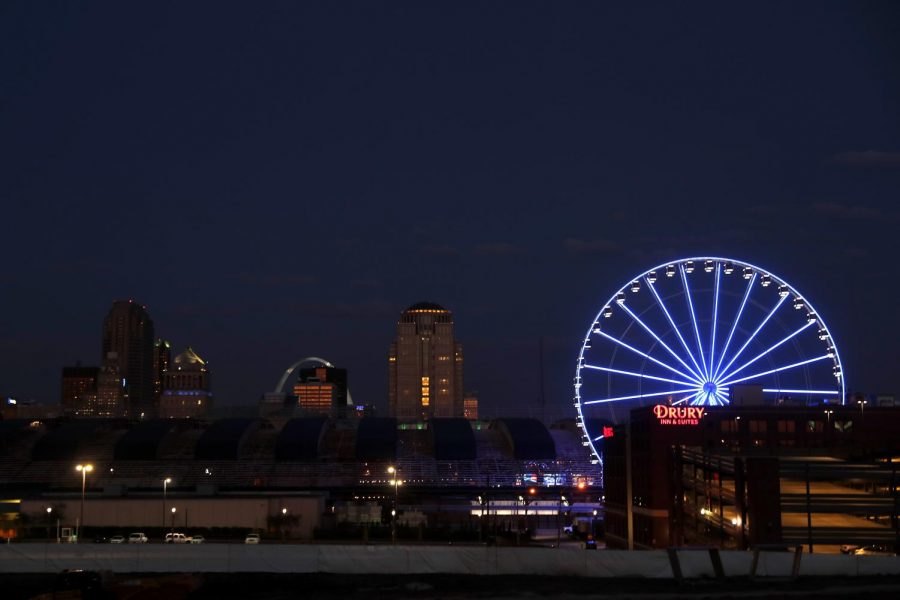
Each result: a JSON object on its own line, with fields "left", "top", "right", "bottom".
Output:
{"left": 574, "top": 256, "right": 845, "bottom": 413}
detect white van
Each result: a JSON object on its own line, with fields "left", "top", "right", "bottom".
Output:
{"left": 164, "top": 532, "right": 190, "bottom": 543}
{"left": 128, "top": 532, "right": 148, "bottom": 543}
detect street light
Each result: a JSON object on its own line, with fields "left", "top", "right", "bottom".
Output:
{"left": 75, "top": 464, "right": 93, "bottom": 543}
{"left": 170, "top": 506, "right": 177, "bottom": 532}
{"left": 387, "top": 466, "right": 401, "bottom": 544}
{"left": 163, "top": 478, "right": 172, "bottom": 533}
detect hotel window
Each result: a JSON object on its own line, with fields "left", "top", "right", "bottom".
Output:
{"left": 421, "top": 376, "right": 430, "bottom": 407}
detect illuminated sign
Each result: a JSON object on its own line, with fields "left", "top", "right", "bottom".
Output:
{"left": 653, "top": 404, "right": 706, "bottom": 426}
{"left": 602, "top": 426, "right": 614, "bottom": 438}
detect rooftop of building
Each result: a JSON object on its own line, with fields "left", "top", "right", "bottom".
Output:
{"left": 403, "top": 301, "right": 448, "bottom": 313}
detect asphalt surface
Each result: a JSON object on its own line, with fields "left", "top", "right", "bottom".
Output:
{"left": 5, "top": 573, "right": 900, "bottom": 600}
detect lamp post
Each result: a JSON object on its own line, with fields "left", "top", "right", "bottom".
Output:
{"left": 45, "top": 507, "right": 52, "bottom": 543}
{"left": 170, "top": 507, "right": 176, "bottom": 532}
{"left": 163, "top": 478, "right": 172, "bottom": 534}
{"left": 281, "top": 508, "right": 288, "bottom": 540}
{"left": 388, "top": 466, "right": 401, "bottom": 544}
{"left": 75, "top": 464, "right": 93, "bottom": 543}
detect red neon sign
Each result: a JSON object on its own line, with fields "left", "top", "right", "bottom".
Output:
{"left": 653, "top": 404, "right": 706, "bottom": 426}
{"left": 602, "top": 426, "right": 614, "bottom": 438}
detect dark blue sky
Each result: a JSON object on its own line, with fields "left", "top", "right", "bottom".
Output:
{"left": 2, "top": 2, "right": 899, "bottom": 419}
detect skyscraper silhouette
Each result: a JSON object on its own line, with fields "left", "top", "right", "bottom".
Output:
{"left": 101, "top": 300, "right": 155, "bottom": 418}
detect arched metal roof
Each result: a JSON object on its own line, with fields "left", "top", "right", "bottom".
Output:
{"left": 114, "top": 419, "right": 177, "bottom": 460}
{"left": 431, "top": 418, "right": 476, "bottom": 460}
{"left": 194, "top": 418, "right": 256, "bottom": 460}
{"left": 355, "top": 418, "right": 397, "bottom": 461}
{"left": 495, "top": 418, "right": 556, "bottom": 460}
{"left": 32, "top": 420, "right": 110, "bottom": 461}
{"left": 275, "top": 418, "right": 327, "bottom": 460}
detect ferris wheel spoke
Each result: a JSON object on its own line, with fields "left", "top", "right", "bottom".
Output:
{"left": 718, "top": 354, "right": 832, "bottom": 388}
{"left": 712, "top": 272, "right": 756, "bottom": 380}
{"left": 594, "top": 329, "right": 702, "bottom": 385}
{"left": 708, "top": 263, "right": 721, "bottom": 376}
{"left": 679, "top": 266, "right": 709, "bottom": 380}
{"left": 618, "top": 303, "right": 704, "bottom": 383}
{"left": 762, "top": 388, "right": 840, "bottom": 396}
{"left": 672, "top": 391, "right": 701, "bottom": 405}
{"left": 581, "top": 364, "right": 695, "bottom": 387}
{"left": 716, "top": 320, "right": 816, "bottom": 386}
{"left": 714, "top": 391, "right": 729, "bottom": 405}
{"left": 644, "top": 277, "right": 707, "bottom": 381}
{"left": 583, "top": 387, "right": 699, "bottom": 406}
{"left": 715, "top": 293, "right": 789, "bottom": 384}
{"left": 688, "top": 392, "right": 706, "bottom": 405}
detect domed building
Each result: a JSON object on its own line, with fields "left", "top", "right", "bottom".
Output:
{"left": 159, "top": 347, "right": 213, "bottom": 418}
{"left": 388, "top": 302, "right": 463, "bottom": 420}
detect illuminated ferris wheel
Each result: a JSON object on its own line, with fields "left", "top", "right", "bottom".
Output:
{"left": 574, "top": 257, "right": 845, "bottom": 446}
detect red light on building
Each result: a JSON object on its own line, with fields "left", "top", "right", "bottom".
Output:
{"left": 602, "top": 426, "right": 614, "bottom": 438}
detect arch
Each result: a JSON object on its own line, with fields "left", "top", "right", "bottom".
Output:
{"left": 274, "top": 356, "right": 335, "bottom": 394}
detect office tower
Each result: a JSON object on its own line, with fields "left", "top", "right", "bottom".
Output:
{"left": 153, "top": 339, "right": 172, "bottom": 404}
{"left": 159, "top": 347, "right": 212, "bottom": 418}
{"left": 101, "top": 300, "right": 155, "bottom": 418}
{"left": 96, "top": 352, "right": 125, "bottom": 417}
{"left": 60, "top": 365, "right": 99, "bottom": 416}
{"left": 293, "top": 365, "right": 348, "bottom": 418}
{"left": 388, "top": 302, "right": 464, "bottom": 420}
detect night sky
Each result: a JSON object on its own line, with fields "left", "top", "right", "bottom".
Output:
{"left": 2, "top": 2, "right": 899, "bottom": 420}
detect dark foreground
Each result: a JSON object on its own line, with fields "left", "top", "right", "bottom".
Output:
{"left": 4, "top": 572, "right": 900, "bottom": 600}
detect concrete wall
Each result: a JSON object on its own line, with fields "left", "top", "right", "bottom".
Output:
{"left": 21, "top": 496, "right": 324, "bottom": 539}
{"left": 0, "top": 544, "right": 899, "bottom": 577}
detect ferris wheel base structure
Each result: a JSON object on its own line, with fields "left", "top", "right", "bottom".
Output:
{"left": 573, "top": 257, "right": 845, "bottom": 462}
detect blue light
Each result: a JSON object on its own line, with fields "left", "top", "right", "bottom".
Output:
{"left": 618, "top": 303, "right": 704, "bottom": 383}
{"left": 575, "top": 254, "right": 845, "bottom": 472}
{"left": 645, "top": 277, "right": 706, "bottom": 381}
{"left": 712, "top": 272, "right": 756, "bottom": 379}
{"left": 680, "top": 265, "right": 709, "bottom": 381}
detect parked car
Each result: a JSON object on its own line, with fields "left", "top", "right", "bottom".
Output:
{"left": 584, "top": 535, "right": 597, "bottom": 550}
{"left": 164, "top": 532, "right": 190, "bottom": 544}
{"left": 854, "top": 544, "right": 895, "bottom": 556}
{"left": 840, "top": 544, "right": 860, "bottom": 554}
{"left": 244, "top": 533, "right": 260, "bottom": 544}
{"left": 93, "top": 536, "right": 110, "bottom": 544}
{"left": 189, "top": 535, "right": 205, "bottom": 544}
{"left": 127, "top": 532, "right": 148, "bottom": 544}
{"left": 110, "top": 535, "right": 125, "bottom": 544}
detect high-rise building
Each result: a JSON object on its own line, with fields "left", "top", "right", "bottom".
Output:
{"left": 60, "top": 365, "right": 99, "bottom": 416}
{"left": 388, "top": 302, "right": 464, "bottom": 420}
{"left": 293, "top": 366, "right": 348, "bottom": 418}
{"left": 153, "top": 339, "right": 172, "bottom": 404}
{"left": 159, "top": 347, "right": 212, "bottom": 418}
{"left": 96, "top": 352, "right": 126, "bottom": 417}
{"left": 101, "top": 300, "right": 155, "bottom": 418}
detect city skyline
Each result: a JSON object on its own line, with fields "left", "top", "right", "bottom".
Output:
{"left": 2, "top": 3, "right": 899, "bottom": 417}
